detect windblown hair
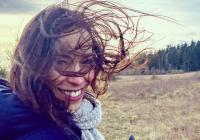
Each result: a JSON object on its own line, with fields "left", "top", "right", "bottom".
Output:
{"left": 8, "top": 0, "right": 152, "bottom": 128}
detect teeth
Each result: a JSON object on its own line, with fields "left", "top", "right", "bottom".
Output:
{"left": 63, "top": 90, "right": 81, "bottom": 97}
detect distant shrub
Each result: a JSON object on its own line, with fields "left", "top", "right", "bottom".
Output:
{"left": 150, "top": 74, "right": 159, "bottom": 80}
{"left": 110, "top": 75, "right": 120, "bottom": 81}
{"left": 195, "top": 71, "right": 200, "bottom": 80}
{"left": 169, "top": 69, "right": 184, "bottom": 74}
{"left": 0, "top": 66, "right": 7, "bottom": 78}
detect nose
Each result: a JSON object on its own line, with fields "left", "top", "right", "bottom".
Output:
{"left": 73, "top": 62, "right": 81, "bottom": 72}
{"left": 66, "top": 76, "right": 85, "bottom": 86}
{"left": 63, "top": 60, "right": 92, "bottom": 86}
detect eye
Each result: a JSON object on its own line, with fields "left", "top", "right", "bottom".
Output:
{"left": 82, "top": 58, "right": 92, "bottom": 64}
{"left": 55, "top": 59, "right": 69, "bottom": 65}
{"left": 54, "top": 54, "right": 73, "bottom": 65}
{"left": 81, "top": 57, "right": 95, "bottom": 65}
{"left": 55, "top": 57, "right": 72, "bottom": 66}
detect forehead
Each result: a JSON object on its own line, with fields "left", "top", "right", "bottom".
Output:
{"left": 54, "top": 29, "right": 93, "bottom": 54}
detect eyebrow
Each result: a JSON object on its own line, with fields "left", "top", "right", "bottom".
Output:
{"left": 55, "top": 39, "right": 73, "bottom": 52}
{"left": 74, "top": 35, "right": 92, "bottom": 50}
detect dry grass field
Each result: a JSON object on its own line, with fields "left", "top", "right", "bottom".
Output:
{"left": 98, "top": 72, "right": 200, "bottom": 140}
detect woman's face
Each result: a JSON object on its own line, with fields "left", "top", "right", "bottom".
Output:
{"left": 48, "top": 29, "right": 95, "bottom": 113}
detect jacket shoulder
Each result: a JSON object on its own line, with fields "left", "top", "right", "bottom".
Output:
{"left": 0, "top": 78, "right": 12, "bottom": 93}
{"left": 16, "top": 124, "right": 81, "bottom": 140}
{"left": 0, "top": 78, "right": 81, "bottom": 140}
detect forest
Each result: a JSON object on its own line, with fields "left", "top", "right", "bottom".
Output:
{"left": 145, "top": 40, "right": 200, "bottom": 74}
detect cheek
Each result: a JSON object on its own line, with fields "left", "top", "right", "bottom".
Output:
{"left": 48, "top": 68, "right": 59, "bottom": 80}
{"left": 48, "top": 68, "right": 63, "bottom": 86}
{"left": 88, "top": 70, "right": 95, "bottom": 82}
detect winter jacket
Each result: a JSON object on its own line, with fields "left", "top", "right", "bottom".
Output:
{"left": 0, "top": 78, "right": 81, "bottom": 140}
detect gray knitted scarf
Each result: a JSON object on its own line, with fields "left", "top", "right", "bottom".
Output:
{"left": 72, "top": 98, "right": 105, "bottom": 140}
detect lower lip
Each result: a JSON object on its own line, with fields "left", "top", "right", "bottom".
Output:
{"left": 61, "top": 90, "right": 84, "bottom": 102}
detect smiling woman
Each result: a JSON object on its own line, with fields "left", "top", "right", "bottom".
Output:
{"left": 48, "top": 29, "right": 96, "bottom": 113}
{"left": 0, "top": 0, "right": 150, "bottom": 140}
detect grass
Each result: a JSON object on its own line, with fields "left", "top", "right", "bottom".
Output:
{"left": 0, "top": 66, "right": 7, "bottom": 78}
{"left": 98, "top": 72, "right": 200, "bottom": 140}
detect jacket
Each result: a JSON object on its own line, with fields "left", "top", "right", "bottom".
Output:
{"left": 0, "top": 78, "right": 81, "bottom": 140}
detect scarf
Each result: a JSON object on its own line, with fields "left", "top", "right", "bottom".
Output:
{"left": 72, "top": 97, "right": 105, "bottom": 140}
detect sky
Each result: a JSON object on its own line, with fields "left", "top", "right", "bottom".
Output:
{"left": 0, "top": 0, "right": 199, "bottom": 55}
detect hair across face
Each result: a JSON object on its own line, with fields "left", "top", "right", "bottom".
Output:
{"left": 9, "top": 0, "right": 153, "bottom": 128}
{"left": 48, "top": 29, "right": 96, "bottom": 112}
{"left": 52, "top": 29, "right": 97, "bottom": 77}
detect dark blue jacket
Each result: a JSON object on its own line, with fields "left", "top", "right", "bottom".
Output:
{"left": 0, "top": 78, "right": 81, "bottom": 140}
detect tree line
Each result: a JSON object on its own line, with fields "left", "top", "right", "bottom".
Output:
{"left": 146, "top": 40, "right": 200, "bottom": 73}
{"left": 1, "top": 40, "right": 200, "bottom": 77}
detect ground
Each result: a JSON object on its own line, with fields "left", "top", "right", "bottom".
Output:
{"left": 98, "top": 72, "right": 200, "bottom": 140}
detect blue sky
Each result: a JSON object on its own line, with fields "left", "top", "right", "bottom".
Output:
{"left": 0, "top": 0, "right": 199, "bottom": 51}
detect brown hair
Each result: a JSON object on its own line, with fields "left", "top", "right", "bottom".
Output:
{"left": 8, "top": 0, "right": 152, "bottom": 128}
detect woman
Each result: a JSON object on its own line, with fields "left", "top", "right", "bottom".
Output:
{"left": 0, "top": 0, "right": 150, "bottom": 139}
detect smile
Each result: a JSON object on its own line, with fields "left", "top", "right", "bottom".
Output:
{"left": 64, "top": 90, "right": 81, "bottom": 97}
{"left": 58, "top": 88, "right": 83, "bottom": 99}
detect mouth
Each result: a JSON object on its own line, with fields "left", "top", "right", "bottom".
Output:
{"left": 58, "top": 88, "right": 84, "bottom": 101}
